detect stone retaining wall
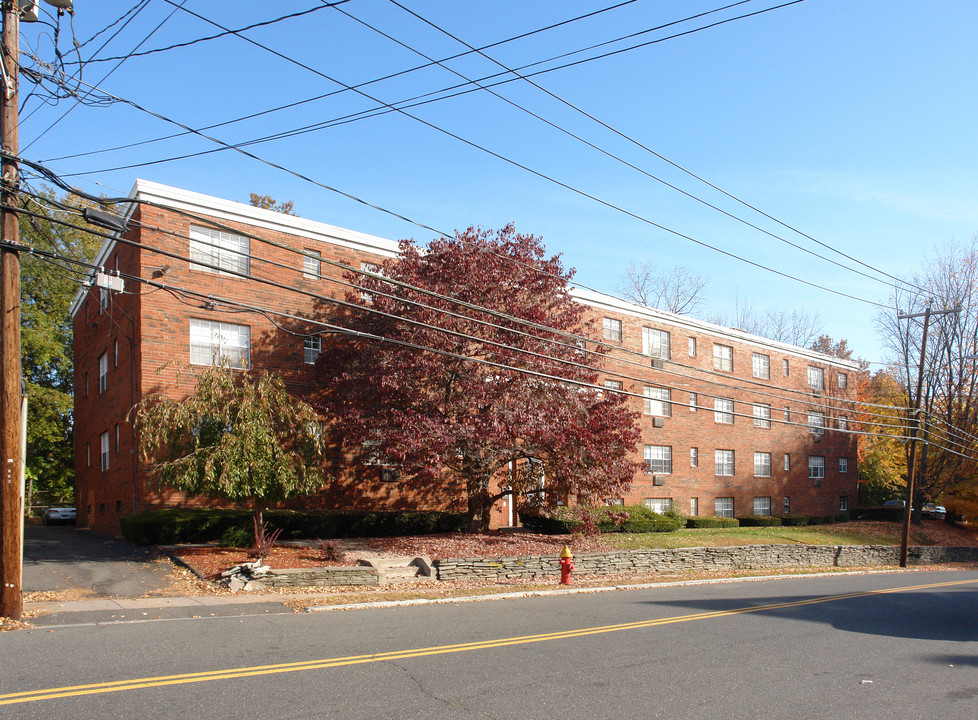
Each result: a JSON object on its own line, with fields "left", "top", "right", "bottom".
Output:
{"left": 432, "top": 545, "right": 978, "bottom": 582}
{"left": 260, "top": 567, "right": 380, "bottom": 588}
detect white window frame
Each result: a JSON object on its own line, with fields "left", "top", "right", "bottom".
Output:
{"left": 809, "top": 455, "right": 825, "bottom": 480}
{"left": 838, "top": 372, "right": 848, "bottom": 389}
{"left": 808, "top": 365, "right": 825, "bottom": 390}
{"left": 190, "top": 319, "right": 251, "bottom": 368}
{"left": 838, "top": 416, "right": 848, "bottom": 431}
{"left": 713, "top": 343, "right": 733, "bottom": 372}
{"left": 690, "top": 497, "right": 699, "bottom": 516}
{"left": 754, "top": 452, "right": 771, "bottom": 478}
{"left": 783, "top": 358, "right": 789, "bottom": 376}
{"left": 753, "top": 497, "right": 771, "bottom": 516}
{"left": 303, "top": 250, "right": 322, "bottom": 279}
{"left": 808, "top": 412, "right": 825, "bottom": 435}
{"left": 603, "top": 379, "right": 623, "bottom": 392}
{"left": 304, "top": 335, "right": 322, "bottom": 365}
{"left": 714, "top": 397, "right": 734, "bottom": 424}
{"left": 784, "top": 453, "right": 790, "bottom": 471}
{"left": 689, "top": 392, "right": 697, "bottom": 412}
{"left": 642, "top": 327, "right": 671, "bottom": 360}
{"left": 98, "top": 352, "right": 108, "bottom": 394}
{"left": 784, "top": 496, "right": 791, "bottom": 514}
{"left": 690, "top": 447, "right": 698, "bottom": 467}
{"left": 839, "top": 457, "right": 848, "bottom": 473}
{"left": 715, "top": 449, "right": 735, "bottom": 476}
{"left": 644, "top": 445, "right": 672, "bottom": 475}
{"left": 753, "top": 403, "right": 771, "bottom": 428}
{"left": 752, "top": 353, "right": 770, "bottom": 380}
{"left": 644, "top": 498, "right": 673, "bottom": 514}
{"left": 643, "top": 386, "right": 671, "bottom": 417}
{"left": 189, "top": 225, "right": 250, "bottom": 276}
{"left": 100, "top": 431, "right": 110, "bottom": 472}
{"left": 839, "top": 495, "right": 849, "bottom": 511}
{"left": 688, "top": 337, "right": 697, "bottom": 357}
{"left": 603, "top": 317, "right": 622, "bottom": 342}
{"left": 715, "top": 497, "right": 734, "bottom": 518}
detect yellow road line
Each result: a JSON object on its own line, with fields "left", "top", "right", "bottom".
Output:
{"left": 3, "top": 576, "right": 974, "bottom": 706}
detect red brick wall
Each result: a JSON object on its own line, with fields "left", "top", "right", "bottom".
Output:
{"left": 74, "top": 194, "right": 858, "bottom": 534}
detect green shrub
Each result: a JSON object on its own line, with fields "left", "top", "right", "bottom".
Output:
{"left": 119, "top": 508, "right": 466, "bottom": 545}
{"left": 219, "top": 525, "right": 252, "bottom": 548}
{"left": 807, "top": 514, "right": 837, "bottom": 525}
{"left": 780, "top": 514, "right": 811, "bottom": 526}
{"left": 737, "top": 515, "right": 782, "bottom": 527}
{"left": 518, "top": 512, "right": 578, "bottom": 535}
{"left": 685, "top": 516, "right": 739, "bottom": 529}
{"left": 834, "top": 510, "right": 850, "bottom": 523}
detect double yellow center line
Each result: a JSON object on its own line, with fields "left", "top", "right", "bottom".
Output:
{"left": 3, "top": 577, "right": 975, "bottom": 706}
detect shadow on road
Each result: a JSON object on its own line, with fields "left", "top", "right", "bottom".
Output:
{"left": 23, "top": 525, "right": 176, "bottom": 597}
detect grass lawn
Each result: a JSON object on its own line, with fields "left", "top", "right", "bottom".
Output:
{"left": 602, "top": 522, "right": 933, "bottom": 551}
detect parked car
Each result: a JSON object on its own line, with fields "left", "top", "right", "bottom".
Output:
{"left": 881, "top": 499, "right": 905, "bottom": 509}
{"left": 922, "top": 503, "right": 947, "bottom": 520}
{"left": 41, "top": 507, "right": 76, "bottom": 525}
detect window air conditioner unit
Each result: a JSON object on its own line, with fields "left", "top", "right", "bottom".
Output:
{"left": 652, "top": 417, "right": 665, "bottom": 428}
{"left": 652, "top": 476, "right": 665, "bottom": 486}
{"left": 650, "top": 358, "right": 664, "bottom": 370}
{"left": 813, "top": 434, "right": 821, "bottom": 443}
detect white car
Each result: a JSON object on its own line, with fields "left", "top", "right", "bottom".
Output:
{"left": 42, "top": 507, "right": 76, "bottom": 525}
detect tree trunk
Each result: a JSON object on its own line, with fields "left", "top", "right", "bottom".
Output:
{"left": 466, "top": 484, "right": 492, "bottom": 533}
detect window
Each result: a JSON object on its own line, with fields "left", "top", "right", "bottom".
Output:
{"left": 304, "top": 335, "right": 322, "bottom": 365}
{"left": 689, "top": 392, "right": 697, "bottom": 412}
{"left": 86, "top": 442, "right": 90, "bottom": 468}
{"left": 690, "top": 497, "right": 699, "bottom": 516}
{"left": 690, "top": 447, "right": 698, "bottom": 467}
{"left": 645, "top": 445, "right": 672, "bottom": 475}
{"left": 715, "top": 449, "right": 735, "bottom": 476}
{"left": 359, "top": 262, "right": 381, "bottom": 302}
{"left": 839, "top": 495, "right": 849, "bottom": 511}
{"left": 808, "top": 365, "right": 825, "bottom": 390}
{"left": 783, "top": 358, "right": 789, "bottom": 376}
{"left": 713, "top": 344, "right": 733, "bottom": 372}
{"left": 715, "top": 497, "right": 734, "bottom": 518}
{"left": 303, "top": 250, "right": 321, "bottom": 279}
{"left": 115, "top": 424, "right": 120, "bottom": 454}
{"left": 809, "top": 455, "right": 825, "bottom": 481}
{"left": 688, "top": 337, "right": 697, "bottom": 357}
{"left": 714, "top": 397, "right": 734, "bottom": 424}
{"left": 190, "top": 319, "right": 251, "bottom": 368}
{"left": 839, "top": 457, "right": 848, "bottom": 473}
{"left": 114, "top": 339, "right": 119, "bottom": 368}
{"left": 643, "top": 386, "right": 671, "bottom": 417}
{"left": 838, "top": 373, "right": 848, "bottom": 389}
{"left": 99, "top": 287, "right": 108, "bottom": 314}
{"left": 752, "top": 353, "right": 770, "bottom": 379}
{"left": 754, "top": 452, "right": 771, "bottom": 477}
{"left": 808, "top": 412, "right": 825, "bottom": 435}
{"left": 189, "top": 226, "right": 249, "bottom": 276}
{"left": 643, "top": 328, "right": 671, "bottom": 360}
{"left": 784, "top": 453, "right": 790, "bottom": 471}
{"left": 644, "top": 445, "right": 672, "bottom": 474}
{"left": 381, "top": 467, "right": 400, "bottom": 483}
{"left": 784, "top": 406, "right": 790, "bottom": 422}
{"left": 838, "top": 416, "right": 848, "bottom": 431}
{"left": 98, "top": 352, "right": 108, "bottom": 394}
{"left": 753, "top": 497, "right": 771, "bottom": 516}
{"left": 753, "top": 403, "right": 771, "bottom": 429}
{"left": 603, "top": 379, "right": 623, "bottom": 392}
{"left": 100, "top": 431, "right": 110, "bottom": 472}
{"left": 784, "top": 496, "right": 791, "bottom": 513}
{"left": 603, "top": 318, "right": 622, "bottom": 341}
{"left": 644, "top": 498, "right": 673, "bottom": 514}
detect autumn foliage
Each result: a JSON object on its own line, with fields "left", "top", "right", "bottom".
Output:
{"left": 314, "top": 225, "right": 641, "bottom": 531}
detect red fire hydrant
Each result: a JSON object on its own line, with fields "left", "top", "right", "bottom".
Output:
{"left": 559, "top": 545, "right": 574, "bottom": 585}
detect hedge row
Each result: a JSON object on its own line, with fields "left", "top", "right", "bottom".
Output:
{"left": 119, "top": 508, "right": 466, "bottom": 546}
{"left": 519, "top": 506, "right": 686, "bottom": 535}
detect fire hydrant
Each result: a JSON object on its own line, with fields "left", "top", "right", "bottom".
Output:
{"left": 559, "top": 545, "right": 574, "bottom": 585}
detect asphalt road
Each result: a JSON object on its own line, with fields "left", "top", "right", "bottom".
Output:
{"left": 2, "top": 569, "right": 976, "bottom": 719}
{"left": 23, "top": 525, "right": 176, "bottom": 597}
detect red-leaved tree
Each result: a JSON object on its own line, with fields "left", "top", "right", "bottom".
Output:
{"left": 314, "top": 225, "right": 641, "bottom": 531}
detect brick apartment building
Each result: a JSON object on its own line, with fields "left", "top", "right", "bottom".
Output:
{"left": 71, "top": 180, "right": 859, "bottom": 533}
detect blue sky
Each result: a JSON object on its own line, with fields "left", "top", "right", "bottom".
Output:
{"left": 20, "top": 0, "right": 978, "bottom": 364}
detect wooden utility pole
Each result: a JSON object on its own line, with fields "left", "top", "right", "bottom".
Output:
{"left": 0, "top": 0, "right": 22, "bottom": 620}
